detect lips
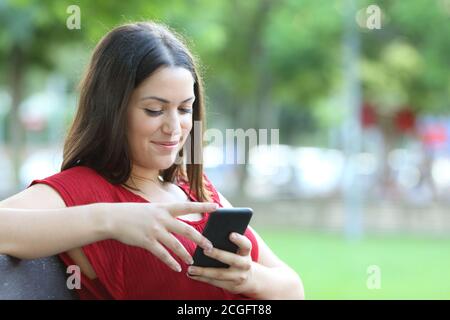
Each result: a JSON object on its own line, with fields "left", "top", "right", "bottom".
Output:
{"left": 152, "top": 141, "right": 179, "bottom": 146}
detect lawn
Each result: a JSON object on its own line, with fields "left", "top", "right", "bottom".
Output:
{"left": 257, "top": 228, "right": 450, "bottom": 299}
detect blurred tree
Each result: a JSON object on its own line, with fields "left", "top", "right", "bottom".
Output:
{"left": 1, "top": 0, "right": 449, "bottom": 195}
{"left": 0, "top": 0, "right": 162, "bottom": 190}
{"left": 0, "top": 0, "right": 82, "bottom": 189}
{"left": 360, "top": 0, "right": 450, "bottom": 115}
{"left": 159, "top": 0, "right": 344, "bottom": 195}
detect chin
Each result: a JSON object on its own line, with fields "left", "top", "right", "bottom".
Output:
{"left": 156, "top": 157, "right": 178, "bottom": 170}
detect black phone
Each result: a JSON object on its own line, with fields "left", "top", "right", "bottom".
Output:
{"left": 192, "top": 208, "right": 253, "bottom": 268}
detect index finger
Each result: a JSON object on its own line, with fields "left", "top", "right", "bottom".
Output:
{"left": 202, "top": 246, "right": 249, "bottom": 270}
{"left": 230, "top": 233, "right": 252, "bottom": 257}
{"left": 167, "top": 219, "right": 213, "bottom": 250}
{"left": 164, "top": 202, "right": 219, "bottom": 217}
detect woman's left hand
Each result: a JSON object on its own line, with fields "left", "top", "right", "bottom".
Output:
{"left": 186, "top": 232, "right": 256, "bottom": 296}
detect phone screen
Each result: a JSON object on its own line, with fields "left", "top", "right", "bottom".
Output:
{"left": 192, "top": 208, "right": 253, "bottom": 268}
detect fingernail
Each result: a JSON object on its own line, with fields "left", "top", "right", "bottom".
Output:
{"left": 204, "top": 241, "right": 213, "bottom": 250}
{"left": 230, "top": 233, "right": 237, "bottom": 240}
{"left": 173, "top": 264, "right": 182, "bottom": 272}
{"left": 188, "top": 266, "right": 198, "bottom": 274}
{"left": 204, "top": 247, "right": 213, "bottom": 255}
{"left": 186, "top": 257, "right": 194, "bottom": 265}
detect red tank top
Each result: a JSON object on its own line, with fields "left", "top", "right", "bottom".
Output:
{"left": 28, "top": 166, "right": 259, "bottom": 300}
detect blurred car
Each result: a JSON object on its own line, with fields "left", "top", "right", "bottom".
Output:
{"left": 245, "top": 144, "right": 294, "bottom": 198}
{"left": 203, "top": 145, "right": 240, "bottom": 195}
{"left": 292, "top": 147, "right": 345, "bottom": 198}
{"left": 245, "top": 145, "right": 347, "bottom": 199}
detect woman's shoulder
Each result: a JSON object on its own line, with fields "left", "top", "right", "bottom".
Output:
{"left": 28, "top": 165, "right": 116, "bottom": 206}
{"left": 51, "top": 165, "right": 101, "bottom": 179}
{"left": 30, "top": 165, "right": 107, "bottom": 189}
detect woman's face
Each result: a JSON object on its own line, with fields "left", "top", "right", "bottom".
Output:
{"left": 127, "top": 66, "right": 195, "bottom": 170}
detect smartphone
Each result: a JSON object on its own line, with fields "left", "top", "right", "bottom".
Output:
{"left": 192, "top": 208, "right": 253, "bottom": 268}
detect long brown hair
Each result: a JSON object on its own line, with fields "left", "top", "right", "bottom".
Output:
{"left": 61, "top": 22, "right": 211, "bottom": 201}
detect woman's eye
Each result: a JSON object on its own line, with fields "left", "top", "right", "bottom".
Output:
{"left": 144, "top": 109, "right": 163, "bottom": 116}
{"left": 179, "top": 107, "right": 193, "bottom": 114}
{"left": 144, "top": 107, "right": 192, "bottom": 116}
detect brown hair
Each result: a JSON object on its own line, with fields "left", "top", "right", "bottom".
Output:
{"left": 61, "top": 22, "right": 211, "bottom": 201}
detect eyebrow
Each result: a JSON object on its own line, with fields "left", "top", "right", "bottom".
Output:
{"left": 140, "top": 96, "right": 195, "bottom": 104}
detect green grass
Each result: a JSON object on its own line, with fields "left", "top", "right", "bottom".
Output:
{"left": 257, "top": 228, "right": 450, "bottom": 299}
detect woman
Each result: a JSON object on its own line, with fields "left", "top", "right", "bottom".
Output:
{"left": 0, "top": 22, "right": 304, "bottom": 300}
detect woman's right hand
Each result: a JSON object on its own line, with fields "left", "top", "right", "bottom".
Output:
{"left": 105, "top": 202, "right": 218, "bottom": 272}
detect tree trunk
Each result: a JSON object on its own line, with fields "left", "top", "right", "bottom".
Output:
{"left": 9, "top": 44, "right": 25, "bottom": 192}
{"left": 235, "top": 0, "right": 276, "bottom": 197}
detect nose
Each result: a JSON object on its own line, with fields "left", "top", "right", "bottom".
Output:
{"left": 161, "top": 109, "right": 182, "bottom": 136}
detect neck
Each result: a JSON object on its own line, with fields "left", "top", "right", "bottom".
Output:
{"left": 127, "top": 164, "right": 162, "bottom": 190}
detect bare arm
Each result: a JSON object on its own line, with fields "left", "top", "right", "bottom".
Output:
{"left": 246, "top": 226, "right": 305, "bottom": 299}
{"left": 218, "top": 192, "right": 305, "bottom": 299}
{"left": 0, "top": 184, "right": 110, "bottom": 259}
{"left": 0, "top": 183, "right": 217, "bottom": 273}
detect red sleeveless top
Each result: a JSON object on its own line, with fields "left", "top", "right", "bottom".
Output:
{"left": 28, "top": 166, "right": 259, "bottom": 300}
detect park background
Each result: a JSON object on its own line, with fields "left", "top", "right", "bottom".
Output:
{"left": 1, "top": 0, "right": 450, "bottom": 299}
